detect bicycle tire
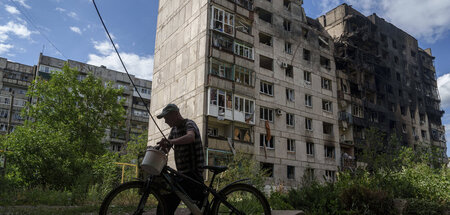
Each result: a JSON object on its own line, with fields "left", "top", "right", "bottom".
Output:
{"left": 99, "top": 181, "right": 167, "bottom": 215}
{"left": 210, "top": 183, "right": 271, "bottom": 215}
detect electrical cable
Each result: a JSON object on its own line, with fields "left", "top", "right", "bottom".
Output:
{"left": 9, "top": 0, "right": 68, "bottom": 59}
{"left": 92, "top": 0, "right": 168, "bottom": 142}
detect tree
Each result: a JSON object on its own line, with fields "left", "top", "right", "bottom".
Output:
{"left": 2, "top": 65, "right": 126, "bottom": 190}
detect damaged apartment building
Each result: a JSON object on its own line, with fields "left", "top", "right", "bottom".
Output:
{"left": 318, "top": 4, "right": 447, "bottom": 166}
{"left": 150, "top": 0, "right": 339, "bottom": 186}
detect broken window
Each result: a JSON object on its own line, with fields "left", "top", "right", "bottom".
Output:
{"left": 286, "top": 113, "right": 294, "bottom": 126}
{"left": 401, "top": 106, "right": 406, "bottom": 115}
{"left": 259, "top": 32, "right": 272, "bottom": 46}
{"left": 305, "top": 118, "right": 312, "bottom": 131}
{"left": 260, "top": 162, "right": 274, "bottom": 177}
{"left": 211, "top": 7, "right": 234, "bottom": 35}
{"left": 320, "top": 56, "right": 331, "bottom": 69}
{"left": 235, "top": 0, "right": 253, "bottom": 10}
{"left": 321, "top": 77, "right": 332, "bottom": 90}
{"left": 325, "top": 170, "right": 335, "bottom": 182}
{"left": 305, "top": 94, "right": 312, "bottom": 107}
{"left": 352, "top": 105, "right": 363, "bottom": 118}
{"left": 402, "top": 124, "right": 407, "bottom": 133}
{"left": 285, "top": 41, "right": 292, "bottom": 54}
{"left": 286, "top": 88, "right": 294, "bottom": 102}
{"left": 258, "top": 9, "right": 272, "bottom": 24}
{"left": 285, "top": 64, "right": 293, "bottom": 78}
{"left": 322, "top": 100, "right": 332, "bottom": 112}
{"left": 235, "top": 65, "right": 253, "bottom": 86}
{"left": 392, "top": 39, "right": 397, "bottom": 49}
{"left": 283, "top": 19, "right": 291, "bottom": 31}
{"left": 411, "top": 50, "right": 416, "bottom": 57}
{"left": 323, "top": 122, "right": 333, "bottom": 135}
{"left": 324, "top": 145, "right": 335, "bottom": 158}
{"left": 259, "top": 55, "right": 273, "bottom": 70}
{"left": 209, "top": 88, "right": 232, "bottom": 115}
{"left": 260, "top": 134, "right": 274, "bottom": 149}
{"left": 234, "top": 41, "right": 253, "bottom": 59}
{"left": 302, "top": 27, "right": 309, "bottom": 39}
{"left": 283, "top": 0, "right": 291, "bottom": 10}
{"left": 303, "top": 49, "right": 311, "bottom": 61}
{"left": 260, "top": 106, "right": 273, "bottom": 122}
{"left": 304, "top": 71, "right": 311, "bottom": 84}
{"left": 394, "top": 56, "right": 399, "bottom": 64}
{"left": 318, "top": 36, "right": 329, "bottom": 49}
{"left": 380, "top": 33, "right": 387, "bottom": 43}
{"left": 421, "top": 130, "right": 427, "bottom": 139}
{"left": 306, "top": 142, "right": 314, "bottom": 155}
{"left": 212, "top": 33, "right": 233, "bottom": 52}
{"left": 390, "top": 120, "right": 396, "bottom": 129}
{"left": 287, "top": 139, "right": 295, "bottom": 152}
{"left": 234, "top": 127, "right": 251, "bottom": 142}
{"left": 235, "top": 16, "right": 251, "bottom": 34}
{"left": 210, "top": 58, "right": 233, "bottom": 80}
{"left": 208, "top": 127, "right": 219, "bottom": 137}
{"left": 260, "top": 81, "right": 273, "bottom": 96}
{"left": 287, "top": 165, "right": 295, "bottom": 179}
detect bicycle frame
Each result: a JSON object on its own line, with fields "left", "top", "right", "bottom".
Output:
{"left": 135, "top": 166, "right": 249, "bottom": 215}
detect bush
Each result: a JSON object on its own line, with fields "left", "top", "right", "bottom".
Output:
{"left": 404, "top": 198, "right": 448, "bottom": 215}
{"left": 340, "top": 184, "right": 394, "bottom": 215}
{"left": 268, "top": 191, "right": 294, "bottom": 210}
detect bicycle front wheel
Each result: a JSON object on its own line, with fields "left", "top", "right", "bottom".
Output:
{"left": 211, "top": 183, "right": 271, "bottom": 215}
{"left": 99, "top": 181, "right": 167, "bottom": 215}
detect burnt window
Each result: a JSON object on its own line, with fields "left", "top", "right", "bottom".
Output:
{"left": 258, "top": 9, "right": 272, "bottom": 24}
{"left": 396, "top": 72, "right": 401, "bottom": 81}
{"left": 283, "top": 0, "right": 291, "bottom": 10}
{"left": 260, "top": 162, "right": 274, "bottom": 177}
{"left": 285, "top": 64, "right": 293, "bottom": 78}
{"left": 259, "top": 32, "right": 272, "bottom": 46}
{"left": 303, "top": 49, "right": 311, "bottom": 61}
{"left": 283, "top": 19, "right": 291, "bottom": 31}
{"left": 323, "top": 122, "right": 333, "bottom": 135}
{"left": 318, "top": 36, "right": 329, "bottom": 49}
{"left": 260, "top": 55, "right": 273, "bottom": 71}
{"left": 392, "top": 39, "right": 397, "bottom": 49}
{"left": 287, "top": 165, "right": 295, "bottom": 179}
{"left": 320, "top": 56, "right": 331, "bottom": 69}
{"left": 302, "top": 27, "right": 309, "bottom": 39}
{"left": 411, "top": 50, "right": 416, "bottom": 57}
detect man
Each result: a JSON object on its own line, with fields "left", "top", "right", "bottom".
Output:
{"left": 156, "top": 103, "right": 205, "bottom": 214}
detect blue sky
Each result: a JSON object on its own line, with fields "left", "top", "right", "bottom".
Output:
{"left": 0, "top": 0, "right": 449, "bottom": 156}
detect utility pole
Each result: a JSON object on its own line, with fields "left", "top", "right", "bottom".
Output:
{"left": 2, "top": 92, "right": 14, "bottom": 176}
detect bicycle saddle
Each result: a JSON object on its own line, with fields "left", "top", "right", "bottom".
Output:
{"left": 202, "top": 165, "right": 228, "bottom": 174}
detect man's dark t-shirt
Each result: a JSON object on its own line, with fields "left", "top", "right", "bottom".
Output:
{"left": 168, "top": 119, "right": 205, "bottom": 177}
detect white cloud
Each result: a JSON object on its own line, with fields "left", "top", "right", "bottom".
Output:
{"left": 55, "top": 7, "right": 66, "bottom": 12}
{"left": 0, "top": 21, "right": 32, "bottom": 42}
{"left": 70, "top": 26, "right": 82, "bottom": 35}
{"left": 0, "top": 44, "right": 13, "bottom": 54}
{"left": 87, "top": 40, "right": 153, "bottom": 80}
{"left": 68, "top": 11, "right": 78, "bottom": 20}
{"left": 93, "top": 40, "right": 118, "bottom": 55}
{"left": 438, "top": 73, "right": 450, "bottom": 109}
{"left": 5, "top": 5, "right": 20, "bottom": 14}
{"left": 12, "top": 0, "right": 30, "bottom": 9}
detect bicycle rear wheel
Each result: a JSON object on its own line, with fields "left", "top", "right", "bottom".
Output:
{"left": 99, "top": 181, "right": 167, "bottom": 215}
{"left": 211, "top": 183, "right": 271, "bottom": 215}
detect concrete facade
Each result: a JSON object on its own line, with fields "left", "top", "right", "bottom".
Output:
{"left": 0, "top": 58, "right": 34, "bottom": 135}
{"left": 150, "top": 0, "right": 341, "bottom": 186}
{"left": 37, "top": 54, "right": 152, "bottom": 152}
{"left": 319, "top": 4, "right": 447, "bottom": 165}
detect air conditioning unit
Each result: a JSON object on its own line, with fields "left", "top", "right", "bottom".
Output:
{"left": 276, "top": 109, "right": 282, "bottom": 116}
{"left": 281, "top": 62, "right": 288, "bottom": 68}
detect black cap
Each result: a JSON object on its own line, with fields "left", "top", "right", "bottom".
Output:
{"left": 156, "top": 103, "right": 179, "bottom": 119}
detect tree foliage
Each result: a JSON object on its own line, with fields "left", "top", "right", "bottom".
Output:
{"left": 2, "top": 65, "right": 126, "bottom": 190}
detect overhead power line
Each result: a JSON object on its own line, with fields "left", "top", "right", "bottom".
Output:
{"left": 92, "top": 0, "right": 168, "bottom": 142}
{"left": 9, "top": 0, "right": 68, "bottom": 59}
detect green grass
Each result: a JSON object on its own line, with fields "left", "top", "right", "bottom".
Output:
{"left": 0, "top": 205, "right": 99, "bottom": 215}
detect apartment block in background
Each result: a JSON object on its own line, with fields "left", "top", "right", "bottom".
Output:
{"left": 319, "top": 4, "right": 447, "bottom": 166}
{"left": 150, "top": 0, "right": 341, "bottom": 186}
{"left": 37, "top": 54, "right": 152, "bottom": 153}
{"left": 0, "top": 58, "right": 35, "bottom": 134}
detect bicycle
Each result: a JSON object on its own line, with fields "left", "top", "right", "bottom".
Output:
{"left": 99, "top": 156, "right": 271, "bottom": 214}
